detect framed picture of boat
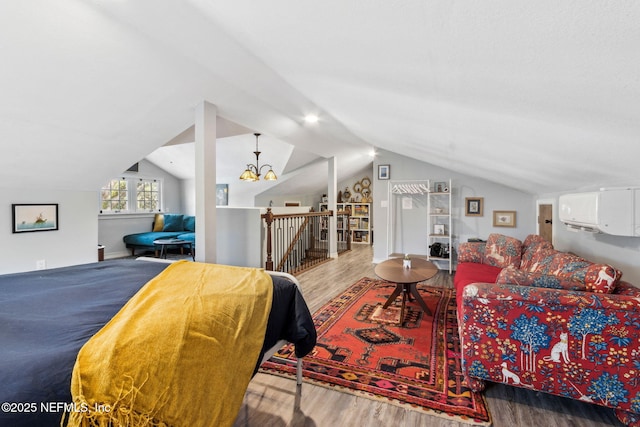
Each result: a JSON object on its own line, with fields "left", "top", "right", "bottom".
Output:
{"left": 12, "top": 204, "right": 59, "bottom": 233}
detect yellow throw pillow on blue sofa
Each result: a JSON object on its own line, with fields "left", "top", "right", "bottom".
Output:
{"left": 152, "top": 214, "right": 164, "bottom": 232}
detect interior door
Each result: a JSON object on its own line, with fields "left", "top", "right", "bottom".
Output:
{"left": 538, "top": 204, "right": 553, "bottom": 243}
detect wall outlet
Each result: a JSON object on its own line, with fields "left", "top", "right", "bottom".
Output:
{"left": 36, "top": 259, "right": 46, "bottom": 270}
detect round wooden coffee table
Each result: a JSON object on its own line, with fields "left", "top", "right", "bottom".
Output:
{"left": 374, "top": 257, "right": 438, "bottom": 325}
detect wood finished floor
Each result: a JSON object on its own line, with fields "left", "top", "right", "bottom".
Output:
{"left": 234, "top": 245, "right": 622, "bottom": 427}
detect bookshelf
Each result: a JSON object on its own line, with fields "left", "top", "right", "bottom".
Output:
{"left": 319, "top": 202, "right": 371, "bottom": 244}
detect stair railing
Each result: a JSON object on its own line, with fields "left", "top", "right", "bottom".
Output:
{"left": 275, "top": 216, "right": 311, "bottom": 272}
{"left": 262, "top": 208, "right": 350, "bottom": 274}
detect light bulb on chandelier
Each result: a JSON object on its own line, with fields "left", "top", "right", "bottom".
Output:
{"left": 239, "top": 133, "right": 277, "bottom": 181}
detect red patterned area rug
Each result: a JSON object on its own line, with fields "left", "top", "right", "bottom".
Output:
{"left": 261, "top": 277, "right": 491, "bottom": 425}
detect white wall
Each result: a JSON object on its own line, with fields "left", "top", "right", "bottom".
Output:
{"left": 0, "top": 188, "right": 97, "bottom": 274}
{"left": 215, "top": 207, "right": 264, "bottom": 268}
{"left": 254, "top": 165, "right": 373, "bottom": 210}
{"left": 336, "top": 165, "right": 374, "bottom": 203}
{"left": 99, "top": 213, "right": 157, "bottom": 258}
{"left": 372, "top": 150, "right": 536, "bottom": 263}
{"left": 254, "top": 193, "right": 321, "bottom": 209}
{"left": 141, "top": 159, "right": 183, "bottom": 214}
{"left": 181, "top": 178, "right": 196, "bottom": 215}
{"left": 227, "top": 182, "right": 272, "bottom": 207}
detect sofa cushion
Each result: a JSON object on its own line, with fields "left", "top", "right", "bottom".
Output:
{"left": 183, "top": 216, "right": 196, "bottom": 232}
{"left": 520, "top": 234, "right": 554, "bottom": 271}
{"left": 522, "top": 233, "right": 552, "bottom": 251}
{"left": 457, "top": 241, "right": 485, "bottom": 264}
{"left": 614, "top": 281, "right": 640, "bottom": 297}
{"left": 496, "top": 266, "right": 587, "bottom": 291}
{"left": 152, "top": 213, "right": 165, "bottom": 232}
{"left": 453, "top": 262, "right": 503, "bottom": 319}
{"left": 123, "top": 231, "right": 184, "bottom": 247}
{"left": 483, "top": 234, "right": 522, "bottom": 268}
{"left": 176, "top": 232, "right": 195, "bottom": 244}
{"left": 528, "top": 251, "right": 621, "bottom": 294}
{"left": 584, "top": 264, "right": 621, "bottom": 293}
{"left": 454, "top": 262, "right": 503, "bottom": 292}
{"left": 529, "top": 251, "right": 581, "bottom": 275}
{"left": 522, "top": 246, "right": 556, "bottom": 273}
{"left": 162, "top": 214, "right": 184, "bottom": 232}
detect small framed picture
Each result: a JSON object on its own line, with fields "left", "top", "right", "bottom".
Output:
{"left": 12, "top": 203, "right": 59, "bottom": 233}
{"left": 465, "top": 197, "right": 484, "bottom": 216}
{"left": 216, "top": 184, "right": 228, "bottom": 206}
{"left": 378, "top": 164, "right": 390, "bottom": 180}
{"left": 434, "top": 224, "right": 445, "bottom": 235}
{"left": 493, "top": 210, "right": 517, "bottom": 227}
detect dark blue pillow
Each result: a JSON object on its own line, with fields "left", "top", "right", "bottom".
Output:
{"left": 183, "top": 216, "right": 196, "bottom": 232}
{"left": 162, "top": 214, "right": 184, "bottom": 232}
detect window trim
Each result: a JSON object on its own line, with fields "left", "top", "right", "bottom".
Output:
{"left": 134, "top": 177, "right": 162, "bottom": 213}
{"left": 99, "top": 175, "right": 164, "bottom": 215}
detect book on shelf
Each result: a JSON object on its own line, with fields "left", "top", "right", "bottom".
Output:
{"left": 354, "top": 205, "right": 369, "bottom": 216}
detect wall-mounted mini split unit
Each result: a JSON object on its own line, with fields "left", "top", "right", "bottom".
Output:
{"left": 558, "top": 188, "right": 640, "bottom": 236}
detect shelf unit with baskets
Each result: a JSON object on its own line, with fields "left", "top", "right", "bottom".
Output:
{"left": 427, "top": 179, "right": 453, "bottom": 273}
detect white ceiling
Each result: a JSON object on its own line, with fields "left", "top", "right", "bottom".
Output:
{"left": 1, "top": 1, "right": 639, "bottom": 198}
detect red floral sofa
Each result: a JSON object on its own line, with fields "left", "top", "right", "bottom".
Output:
{"left": 454, "top": 233, "right": 640, "bottom": 426}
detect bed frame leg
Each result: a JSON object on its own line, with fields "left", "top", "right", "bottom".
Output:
{"left": 296, "top": 358, "right": 302, "bottom": 385}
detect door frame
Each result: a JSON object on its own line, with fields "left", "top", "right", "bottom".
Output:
{"left": 536, "top": 198, "right": 555, "bottom": 246}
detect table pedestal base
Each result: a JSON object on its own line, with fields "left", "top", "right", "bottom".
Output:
{"left": 381, "top": 282, "right": 432, "bottom": 325}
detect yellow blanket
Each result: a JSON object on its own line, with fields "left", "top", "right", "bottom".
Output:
{"left": 65, "top": 261, "right": 273, "bottom": 427}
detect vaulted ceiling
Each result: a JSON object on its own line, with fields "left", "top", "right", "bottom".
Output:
{"left": 1, "top": 1, "right": 639, "bottom": 198}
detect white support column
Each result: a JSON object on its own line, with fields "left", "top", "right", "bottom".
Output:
{"left": 194, "top": 101, "right": 217, "bottom": 263}
{"left": 328, "top": 157, "right": 338, "bottom": 258}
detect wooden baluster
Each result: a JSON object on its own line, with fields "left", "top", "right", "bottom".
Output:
{"left": 347, "top": 210, "right": 351, "bottom": 251}
{"left": 263, "top": 208, "right": 274, "bottom": 271}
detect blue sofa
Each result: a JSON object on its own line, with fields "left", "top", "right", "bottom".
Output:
{"left": 123, "top": 214, "right": 195, "bottom": 256}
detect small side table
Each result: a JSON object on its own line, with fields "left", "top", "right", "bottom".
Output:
{"left": 153, "top": 239, "right": 195, "bottom": 261}
{"left": 374, "top": 257, "right": 438, "bottom": 325}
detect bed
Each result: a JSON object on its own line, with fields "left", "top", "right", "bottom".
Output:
{"left": 0, "top": 259, "right": 315, "bottom": 427}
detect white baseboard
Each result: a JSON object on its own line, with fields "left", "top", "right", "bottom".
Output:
{"left": 105, "top": 250, "right": 131, "bottom": 260}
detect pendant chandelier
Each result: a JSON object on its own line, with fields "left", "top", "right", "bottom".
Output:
{"left": 239, "top": 133, "right": 278, "bottom": 181}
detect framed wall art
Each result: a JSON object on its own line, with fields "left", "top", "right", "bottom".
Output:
{"left": 465, "top": 197, "right": 484, "bottom": 216}
{"left": 216, "top": 184, "right": 228, "bottom": 206}
{"left": 12, "top": 203, "right": 59, "bottom": 233}
{"left": 493, "top": 210, "right": 517, "bottom": 227}
{"left": 378, "top": 164, "right": 390, "bottom": 180}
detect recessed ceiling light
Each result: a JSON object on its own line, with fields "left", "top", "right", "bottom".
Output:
{"left": 304, "top": 114, "right": 319, "bottom": 124}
